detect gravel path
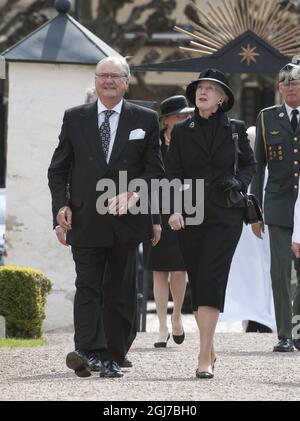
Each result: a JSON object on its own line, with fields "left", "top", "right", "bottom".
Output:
{"left": 0, "top": 332, "right": 299, "bottom": 401}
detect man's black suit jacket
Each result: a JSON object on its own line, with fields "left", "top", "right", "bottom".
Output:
{"left": 48, "top": 100, "right": 164, "bottom": 247}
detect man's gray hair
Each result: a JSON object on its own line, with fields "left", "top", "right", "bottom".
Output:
{"left": 96, "top": 56, "right": 130, "bottom": 77}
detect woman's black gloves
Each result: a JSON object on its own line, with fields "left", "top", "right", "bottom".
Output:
{"left": 218, "top": 176, "right": 242, "bottom": 192}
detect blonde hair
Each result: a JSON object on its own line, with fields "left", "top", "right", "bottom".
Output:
{"left": 214, "top": 83, "right": 229, "bottom": 107}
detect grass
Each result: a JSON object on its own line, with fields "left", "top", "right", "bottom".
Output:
{"left": 0, "top": 338, "right": 46, "bottom": 348}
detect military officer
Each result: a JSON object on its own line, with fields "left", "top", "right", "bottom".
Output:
{"left": 251, "top": 61, "right": 300, "bottom": 352}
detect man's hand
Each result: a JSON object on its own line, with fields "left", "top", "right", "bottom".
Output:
{"left": 168, "top": 213, "right": 185, "bottom": 231}
{"left": 292, "top": 242, "right": 300, "bottom": 258}
{"left": 251, "top": 221, "right": 264, "bottom": 239}
{"left": 151, "top": 224, "right": 162, "bottom": 246}
{"left": 108, "top": 192, "right": 139, "bottom": 216}
{"left": 56, "top": 206, "right": 72, "bottom": 230}
{"left": 55, "top": 225, "right": 68, "bottom": 246}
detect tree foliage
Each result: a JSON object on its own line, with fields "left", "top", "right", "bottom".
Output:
{"left": 0, "top": 0, "right": 53, "bottom": 52}
{"left": 0, "top": 0, "right": 188, "bottom": 61}
{"left": 0, "top": 0, "right": 191, "bottom": 95}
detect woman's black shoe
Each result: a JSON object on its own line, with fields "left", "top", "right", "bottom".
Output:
{"left": 154, "top": 333, "right": 170, "bottom": 348}
{"left": 196, "top": 367, "right": 214, "bottom": 379}
{"left": 171, "top": 316, "right": 185, "bottom": 344}
{"left": 173, "top": 331, "right": 185, "bottom": 345}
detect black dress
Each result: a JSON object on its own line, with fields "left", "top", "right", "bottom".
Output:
{"left": 166, "top": 110, "right": 256, "bottom": 312}
{"left": 145, "top": 130, "right": 186, "bottom": 271}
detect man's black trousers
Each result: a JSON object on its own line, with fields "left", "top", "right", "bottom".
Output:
{"left": 72, "top": 241, "right": 136, "bottom": 364}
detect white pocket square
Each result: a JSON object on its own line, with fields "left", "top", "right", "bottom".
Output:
{"left": 129, "top": 129, "right": 146, "bottom": 140}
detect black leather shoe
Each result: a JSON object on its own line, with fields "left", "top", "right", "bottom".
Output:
{"left": 273, "top": 339, "right": 294, "bottom": 352}
{"left": 196, "top": 367, "right": 214, "bottom": 379}
{"left": 87, "top": 354, "right": 103, "bottom": 372}
{"left": 66, "top": 350, "right": 91, "bottom": 377}
{"left": 120, "top": 356, "right": 133, "bottom": 368}
{"left": 100, "top": 360, "right": 123, "bottom": 378}
{"left": 293, "top": 338, "right": 300, "bottom": 351}
{"left": 154, "top": 333, "right": 170, "bottom": 348}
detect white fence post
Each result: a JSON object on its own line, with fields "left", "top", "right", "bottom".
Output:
{"left": 0, "top": 56, "right": 5, "bottom": 79}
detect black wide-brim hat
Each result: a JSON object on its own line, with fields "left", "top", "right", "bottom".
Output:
{"left": 186, "top": 68, "right": 234, "bottom": 112}
{"left": 160, "top": 95, "right": 194, "bottom": 117}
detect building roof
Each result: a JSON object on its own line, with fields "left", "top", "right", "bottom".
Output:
{"left": 133, "top": 31, "right": 290, "bottom": 75}
{"left": 1, "top": 7, "right": 122, "bottom": 64}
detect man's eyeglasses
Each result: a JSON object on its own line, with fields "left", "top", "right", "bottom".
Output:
{"left": 95, "top": 72, "right": 128, "bottom": 80}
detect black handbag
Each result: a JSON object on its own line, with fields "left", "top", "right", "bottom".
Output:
{"left": 243, "top": 193, "right": 263, "bottom": 225}
{"left": 230, "top": 121, "right": 263, "bottom": 225}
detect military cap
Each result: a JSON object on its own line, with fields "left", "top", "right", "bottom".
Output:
{"left": 279, "top": 56, "right": 300, "bottom": 84}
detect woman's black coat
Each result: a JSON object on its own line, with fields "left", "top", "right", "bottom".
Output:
{"left": 165, "top": 111, "right": 256, "bottom": 311}
{"left": 166, "top": 112, "right": 256, "bottom": 217}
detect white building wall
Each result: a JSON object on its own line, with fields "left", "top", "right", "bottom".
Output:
{"left": 5, "top": 62, "right": 95, "bottom": 332}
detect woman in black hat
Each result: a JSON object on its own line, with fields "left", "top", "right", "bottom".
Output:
{"left": 145, "top": 95, "right": 193, "bottom": 348}
{"left": 166, "top": 69, "right": 256, "bottom": 378}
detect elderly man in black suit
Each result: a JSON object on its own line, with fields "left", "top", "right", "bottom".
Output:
{"left": 48, "top": 56, "right": 164, "bottom": 378}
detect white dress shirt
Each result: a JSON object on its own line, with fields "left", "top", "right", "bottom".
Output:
{"left": 97, "top": 99, "right": 123, "bottom": 162}
{"left": 285, "top": 103, "right": 300, "bottom": 122}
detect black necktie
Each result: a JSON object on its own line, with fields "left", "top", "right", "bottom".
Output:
{"left": 291, "top": 109, "right": 299, "bottom": 132}
{"left": 99, "top": 110, "right": 115, "bottom": 159}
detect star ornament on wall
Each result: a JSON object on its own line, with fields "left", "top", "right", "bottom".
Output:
{"left": 238, "top": 44, "right": 260, "bottom": 66}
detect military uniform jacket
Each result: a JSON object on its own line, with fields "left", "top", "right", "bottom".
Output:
{"left": 250, "top": 104, "right": 300, "bottom": 228}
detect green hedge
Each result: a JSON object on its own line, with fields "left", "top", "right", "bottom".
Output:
{"left": 0, "top": 267, "right": 52, "bottom": 338}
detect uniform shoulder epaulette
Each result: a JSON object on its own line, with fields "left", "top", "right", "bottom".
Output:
{"left": 260, "top": 105, "right": 280, "bottom": 113}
